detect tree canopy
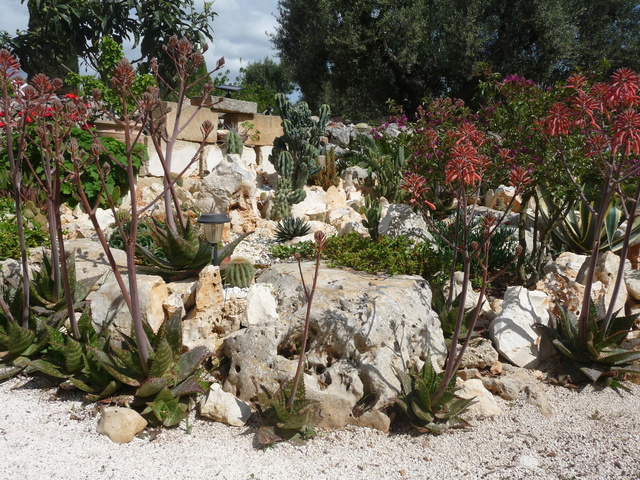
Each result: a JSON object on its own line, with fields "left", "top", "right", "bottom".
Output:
{"left": 273, "top": 0, "right": 640, "bottom": 119}
{"left": 2, "top": 0, "right": 216, "bottom": 87}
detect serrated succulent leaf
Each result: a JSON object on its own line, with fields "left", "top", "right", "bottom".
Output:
{"left": 174, "top": 346, "right": 210, "bottom": 384}
{"left": 136, "top": 377, "right": 169, "bottom": 397}
{"left": 164, "top": 311, "right": 182, "bottom": 355}
{"left": 7, "top": 321, "right": 35, "bottom": 356}
{"left": 149, "top": 337, "right": 173, "bottom": 378}
{"left": 64, "top": 337, "right": 84, "bottom": 372}
{"left": 88, "top": 347, "right": 141, "bottom": 387}
{"left": 27, "top": 359, "right": 67, "bottom": 378}
{"left": 170, "top": 376, "right": 205, "bottom": 397}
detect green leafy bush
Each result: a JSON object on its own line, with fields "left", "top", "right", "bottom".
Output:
{"left": 0, "top": 214, "right": 50, "bottom": 261}
{"left": 268, "top": 241, "right": 317, "bottom": 260}
{"left": 322, "top": 232, "right": 446, "bottom": 279}
{"left": 0, "top": 126, "right": 146, "bottom": 208}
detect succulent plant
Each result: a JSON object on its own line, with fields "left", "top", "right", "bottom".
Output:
{"left": 537, "top": 183, "right": 640, "bottom": 254}
{"left": 136, "top": 216, "right": 253, "bottom": 280}
{"left": 225, "top": 130, "right": 244, "bottom": 155}
{"left": 393, "top": 358, "right": 475, "bottom": 434}
{"left": 274, "top": 217, "right": 311, "bottom": 242}
{"left": 270, "top": 93, "right": 330, "bottom": 220}
{"left": 362, "top": 194, "right": 382, "bottom": 241}
{"left": 537, "top": 298, "right": 640, "bottom": 391}
{"left": 221, "top": 258, "right": 255, "bottom": 288}
{"left": 256, "top": 377, "right": 318, "bottom": 446}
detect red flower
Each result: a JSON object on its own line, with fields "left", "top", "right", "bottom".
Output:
{"left": 612, "top": 109, "right": 640, "bottom": 156}
{"left": 542, "top": 103, "right": 571, "bottom": 136}
{"left": 606, "top": 68, "right": 640, "bottom": 108}
{"left": 445, "top": 144, "right": 482, "bottom": 186}
{"left": 402, "top": 173, "right": 435, "bottom": 210}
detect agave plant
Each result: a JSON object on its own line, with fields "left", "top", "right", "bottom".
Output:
{"left": 274, "top": 217, "right": 310, "bottom": 242}
{"left": 537, "top": 298, "right": 640, "bottom": 391}
{"left": 536, "top": 184, "right": 640, "bottom": 254}
{"left": 136, "top": 217, "right": 252, "bottom": 280}
{"left": 393, "top": 358, "right": 475, "bottom": 434}
{"left": 256, "top": 378, "right": 318, "bottom": 446}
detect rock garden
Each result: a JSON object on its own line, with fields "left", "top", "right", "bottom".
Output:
{"left": 1, "top": 39, "right": 640, "bottom": 478}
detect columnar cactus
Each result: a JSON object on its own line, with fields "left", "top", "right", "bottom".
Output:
{"left": 270, "top": 93, "right": 330, "bottom": 219}
{"left": 225, "top": 130, "right": 244, "bottom": 155}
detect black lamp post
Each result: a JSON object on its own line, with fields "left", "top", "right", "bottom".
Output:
{"left": 197, "top": 213, "right": 230, "bottom": 265}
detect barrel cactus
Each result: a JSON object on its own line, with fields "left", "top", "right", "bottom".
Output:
{"left": 222, "top": 258, "right": 255, "bottom": 288}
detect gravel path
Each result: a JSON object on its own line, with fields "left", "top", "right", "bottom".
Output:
{"left": 1, "top": 374, "right": 639, "bottom": 480}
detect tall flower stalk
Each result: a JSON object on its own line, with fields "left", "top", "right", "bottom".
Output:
{"left": 539, "top": 68, "right": 640, "bottom": 345}
{"left": 404, "top": 120, "right": 527, "bottom": 405}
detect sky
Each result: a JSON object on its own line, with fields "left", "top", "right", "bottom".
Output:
{"left": 0, "top": 0, "right": 281, "bottom": 82}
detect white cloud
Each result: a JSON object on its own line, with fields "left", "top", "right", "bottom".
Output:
{"left": 0, "top": 0, "right": 280, "bottom": 82}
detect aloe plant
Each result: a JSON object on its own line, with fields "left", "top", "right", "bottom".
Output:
{"left": 274, "top": 217, "right": 310, "bottom": 242}
{"left": 27, "top": 310, "right": 120, "bottom": 399}
{"left": 0, "top": 285, "right": 54, "bottom": 380}
{"left": 393, "top": 358, "right": 475, "bottom": 434}
{"left": 89, "top": 311, "right": 211, "bottom": 426}
{"left": 136, "top": 218, "right": 253, "bottom": 280}
{"left": 537, "top": 298, "right": 640, "bottom": 391}
{"left": 256, "top": 377, "right": 317, "bottom": 446}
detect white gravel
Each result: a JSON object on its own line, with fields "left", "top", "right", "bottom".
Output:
{"left": 1, "top": 374, "right": 639, "bottom": 480}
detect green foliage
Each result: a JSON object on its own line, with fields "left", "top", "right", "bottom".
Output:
{"left": 27, "top": 310, "right": 119, "bottom": 398}
{"left": 29, "top": 250, "right": 98, "bottom": 317}
{"left": 538, "top": 299, "right": 640, "bottom": 391}
{"left": 274, "top": 0, "right": 640, "bottom": 117}
{"left": 256, "top": 378, "right": 317, "bottom": 446}
{"left": 362, "top": 195, "right": 382, "bottom": 241}
{"left": 225, "top": 130, "right": 244, "bottom": 155}
{"left": 323, "top": 232, "right": 445, "bottom": 279}
{"left": 432, "top": 287, "right": 474, "bottom": 341}
{"left": 274, "top": 217, "right": 311, "bottom": 242}
{"left": 270, "top": 93, "right": 330, "bottom": 219}
{"left": 349, "top": 134, "right": 407, "bottom": 204}
{"left": 221, "top": 258, "right": 255, "bottom": 288}
{"left": 0, "top": 213, "right": 50, "bottom": 261}
{"left": 66, "top": 36, "right": 156, "bottom": 115}
{"left": 537, "top": 184, "right": 640, "bottom": 255}
{"left": 136, "top": 219, "right": 252, "bottom": 280}
{"left": 309, "top": 147, "right": 340, "bottom": 190}
{"left": 268, "top": 241, "right": 316, "bottom": 260}
{"left": 432, "top": 215, "right": 518, "bottom": 282}
{"left": 393, "top": 358, "right": 475, "bottom": 434}
{"left": 0, "top": 126, "right": 146, "bottom": 208}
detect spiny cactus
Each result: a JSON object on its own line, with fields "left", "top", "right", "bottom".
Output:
{"left": 222, "top": 258, "right": 255, "bottom": 288}
{"left": 275, "top": 217, "right": 311, "bottom": 242}
{"left": 270, "top": 93, "right": 330, "bottom": 220}
{"left": 225, "top": 130, "right": 244, "bottom": 155}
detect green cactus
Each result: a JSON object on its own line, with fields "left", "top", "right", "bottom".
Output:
{"left": 225, "top": 130, "right": 244, "bottom": 155}
{"left": 222, "top": 258, "right": 255, "bottom": 288}
{"left": 270, "top": 93, "right": 330, "bottom": 220}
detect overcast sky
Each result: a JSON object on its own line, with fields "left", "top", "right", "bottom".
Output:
{"left": 0, "top": 0, "right": 281, "bottom": 82}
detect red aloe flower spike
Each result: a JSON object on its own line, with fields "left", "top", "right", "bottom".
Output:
{"left": 402, "top": 173, "right": 435, "bottom": 210}
{"left": 0, "top": 49, "right": 21, "bottom": 83}
{"left": 566, "top": 73, "right": 588, "bottom": 91}
{"left": 606, "top": 68, "right": 640, "bottom": 108}
{"left": 445, "top": 144, "right": 482, "bottom": 186}
{"left": 543, "top": 103, "right": 571, "bottom": 136}
{"left": 111, "top": 58, "right": 137, "bottom": 94}
{"left": 612, "top": 109, "right": 640, "bottom": 156}
{"left": 509, "top": 165, "right": 533, "bottom": 194}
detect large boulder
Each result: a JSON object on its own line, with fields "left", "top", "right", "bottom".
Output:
{"left": 192, "top": 154, "right": 257, "bottom": 214}
{"left": 223, "top": 262, "right": 447, "bottom": 430}
{"left": 489, "top": 286, "right": 554, "bottom": 368}
{"left": 378, "top": 204, "right": 433, "bottom": 242}
{"left": 89, "top": 274, "right": 168, "bottom": 340}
